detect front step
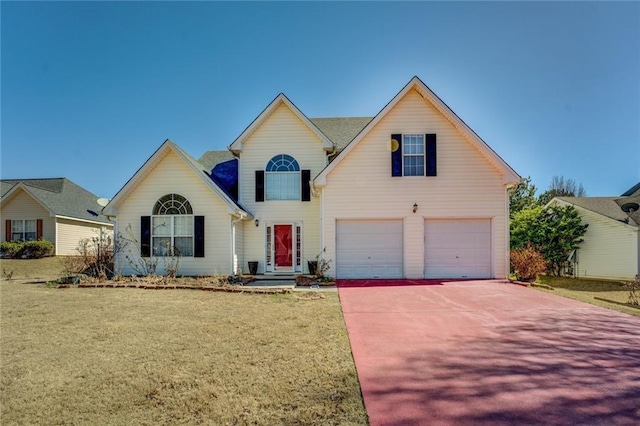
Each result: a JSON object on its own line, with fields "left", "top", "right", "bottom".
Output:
{"left": 247, "top": 273, "right": 297, "bottom": 287}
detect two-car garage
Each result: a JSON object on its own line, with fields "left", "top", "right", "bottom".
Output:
{"left": 335, "top": 218, "right": 492, "bottom": 279}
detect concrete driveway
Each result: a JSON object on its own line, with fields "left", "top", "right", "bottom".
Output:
{"left": 338, "top": 280, "right": 640, "bottom": 425}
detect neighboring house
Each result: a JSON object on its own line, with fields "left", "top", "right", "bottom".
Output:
{"left": 104, "top": 76, "right": 520, "bottom": 279}
{"left": 1, "top": 178, "right": 114, "bottom": 255}
{"left": 550, "top": 183, "right": 640, "bottom": 281}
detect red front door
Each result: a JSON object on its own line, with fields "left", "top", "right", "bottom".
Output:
{"left": 274, "top": 225, "right": 293, "bottom": 269}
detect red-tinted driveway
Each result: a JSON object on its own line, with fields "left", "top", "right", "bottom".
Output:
{"left": 338, "top": 280, "right": 640, "bottom": 425}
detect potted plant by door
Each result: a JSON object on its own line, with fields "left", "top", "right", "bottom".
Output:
{"left": 248, "top": 261, "right": 258, "bottom": 275}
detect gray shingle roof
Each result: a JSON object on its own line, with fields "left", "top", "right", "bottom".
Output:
{"left": 310, "top": 117, "right": 373, "bottom": 152}
{"left": 1, "top": 178, "right": 112, "bottom": 224}
{"left": 197, "top": 151, "right": 236, "bottom": 171}
{"left": 557, "top": 196, "right": 639, "bottom": 227}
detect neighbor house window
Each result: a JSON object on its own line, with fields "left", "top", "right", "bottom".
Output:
{"left": 151, "top": 194, "right": 193, "bottom": 257}
{"left": 265, "top": 154, "right": 301, "bottom": 200}
{"left": 11, "top": 219, "right": 37, "bottom": 241}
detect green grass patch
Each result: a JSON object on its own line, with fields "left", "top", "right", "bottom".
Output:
{"left": 0, "top": 281, "right": 368, "bottom": 425}
{"left": 535, "top": 276, "right": 640, "bottom": 317}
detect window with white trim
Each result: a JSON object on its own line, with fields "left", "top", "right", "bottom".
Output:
{"left": 402, "top": 134, "right": 425, "bottom": 176}
{"left": 151, "top": 194, "right": 194, "bottom": 257}
{"left": 265, "top": 154, "right": 301, "bottom": 200}
{"left": 11, "top": 219, "right": 37, "bottom": 241}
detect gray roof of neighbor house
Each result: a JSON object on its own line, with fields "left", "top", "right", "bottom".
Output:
{"left": 557, "top": 196, "right": 639, "bottom": 227}
{"left": 0, "top": 178, "right": 112, "bottom": 224}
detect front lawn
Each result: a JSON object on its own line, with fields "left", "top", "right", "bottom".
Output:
{"left": 534, "top": 276, "right": 640, "bottom": 317}
{"left": 0, "top": 280, "right": 368, "bottom": 425}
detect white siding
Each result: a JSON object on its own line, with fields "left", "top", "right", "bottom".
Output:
{"left": 569, "top": 205, "right": 639, "bottom": 280}
{"left": 115, "top": 150, "right": 234, "bottom": 276}
{"left": 238, "top": 103, "right": 325, "bottom": 274}
{"left": 1, "top": 189, "right": 56, "bottom": 248}
{"left": 322, "top": 89, "right": 509, "bottom": 279}
{"left": 56, "top": 218, "right": 113, "bottom": 256}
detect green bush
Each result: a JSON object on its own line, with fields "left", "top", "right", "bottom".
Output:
{"left": 0, "top": 240, "right": 55, "bottom": 259}
{"left": 0, "top": 241, "right": 22, "bottom": 258}
{"left": 20, "top": 240, "right": 55, "bottom": 258}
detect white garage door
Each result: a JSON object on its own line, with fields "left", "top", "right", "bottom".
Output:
{"left": 424, "top": 219, "right": 491, "bottom": 279}
{"left": 336, "top": 220, "right": 403, "bottom": 279}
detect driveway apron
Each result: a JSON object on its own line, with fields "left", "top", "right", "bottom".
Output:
{"left": 338, "top": 280, "right": 640, "bottom": 425}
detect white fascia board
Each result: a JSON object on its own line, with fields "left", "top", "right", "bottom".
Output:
{"left": 228, "top": 93, "right": 334, "bottom": 154}
{"left": 0, "top": 183, "right": 56, "bottom": 216}
{"left": 55, "top": 215, "right": 114, "bottom": 227}
{"left": 102, "top": 140, "right": 175, "bottom": 216}
{"left": 315, "top": 76, "right": 520, "bottom": 186}
{"left": 103, "top": 139, "right": 251, "bottom": 219}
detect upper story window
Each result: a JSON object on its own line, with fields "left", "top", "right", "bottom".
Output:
{"left": 151, "top": 194, "right": 193, "bottom": 257}
{"left": 391, "top": 133, "right": 437, "bottom": 177}
{"left": 403, "top": 134, "right": 425, "bottom": 176}
{"left": 265, "top": 154, "right": 301, "bottom": 201}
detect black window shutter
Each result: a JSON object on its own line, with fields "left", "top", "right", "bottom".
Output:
{"left": 391, "top": 134, "right": 402, "bottom": 177}
{"left": 426, "top": 134, "right": 437, "bottom": 176}
{"left": 194, "top": 216, "right": 205, "bottom": 258}
{"left": 141, "top": 216, "right": 151, "bottom": 257}
{"left": 301, "top": 169, "right": 311, "bottom": 201}
{"left": 255, "top": 170, "right": 265, "bottom": 202}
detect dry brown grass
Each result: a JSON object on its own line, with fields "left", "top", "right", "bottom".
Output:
{"left": 1, "top": 257, "right": 66, "bottom": 282}
{"left": 536, "top": 276, "right": 640, "bottom": 317}
{"left": 0, "top": 280, "right": 367, "bottom": 425}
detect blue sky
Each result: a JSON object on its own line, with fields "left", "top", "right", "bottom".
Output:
{"left": 2, "top": 1, "right": 639, "bottom": 198}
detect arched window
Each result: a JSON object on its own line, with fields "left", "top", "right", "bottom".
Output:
{"left": 265, "top": 154, "right": 301, "bottom": 200}
{"left": 152, "top": 194, "right": 193, "bottom": 257}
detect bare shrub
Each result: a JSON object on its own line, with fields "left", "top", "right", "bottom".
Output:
{"left": 511, "top": 243, "right": 547, "bottom": 282}
{"left": 626, "top": 275, "right": 640, "bottom": 306}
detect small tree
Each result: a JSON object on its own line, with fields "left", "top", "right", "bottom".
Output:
{"left": 510, "top": 204, "right": 588, "bottom": 276}
{"left": 538, "top": 204, "right": 588, "bottom": 275}
{"left": 509, "top": 177, "right": 539, "bottom": 217}
{"left": 538, "top": 175, "right": 586, "bottom": 205}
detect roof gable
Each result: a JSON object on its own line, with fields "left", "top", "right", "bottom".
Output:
{"left": 103, "top": 140, "right": 250, "bottom": 218}
{"left": 0, "top": 178, "right": 112, "bottom": 224}
{"left": 228, "top": 93, "right": 334, "bottom": 154}
{"left": 314, "top": 76, "right": 520, "bottom": 186}
{"left": 555, "top": 196, "right": 639, "bottom": 228}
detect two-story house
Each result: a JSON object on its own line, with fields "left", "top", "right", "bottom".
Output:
{"left": 103, "top": 77, "right": 520, "bottom": 279}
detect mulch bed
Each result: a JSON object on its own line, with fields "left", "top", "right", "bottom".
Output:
{"left": 73, "top": 283, "right": 290, "bottom": 294}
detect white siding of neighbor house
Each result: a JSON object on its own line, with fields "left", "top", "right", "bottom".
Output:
{"left": 562, "top": 203, "right": 639, "bottom": 280}
{"left": 238, "top": 102, "right": 326, "bottom": 274}
{"left": 1, "top": 189, "right": 56, "bottom": 248}
{"left": 321, "top": 88, "right": 510, "bottom": 279}
{"left": 55, "top": 218, "right": 113, "bottom": 256}
{"left": 114, "top": 149, "right": 235, "bottom": 276}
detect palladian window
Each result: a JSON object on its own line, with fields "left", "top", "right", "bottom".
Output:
{"left": 151, "top": 194, "right": 193, "bottom": 257}
{"left": 265, "top": 154, "right": 301, "bottom": 201}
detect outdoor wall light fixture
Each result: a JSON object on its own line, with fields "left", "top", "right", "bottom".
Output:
{"left": 413, "top": 203, "right": 418, "bottom": 213}
{"left": 254, "top": 219, "right": 260, "bottom": 227}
